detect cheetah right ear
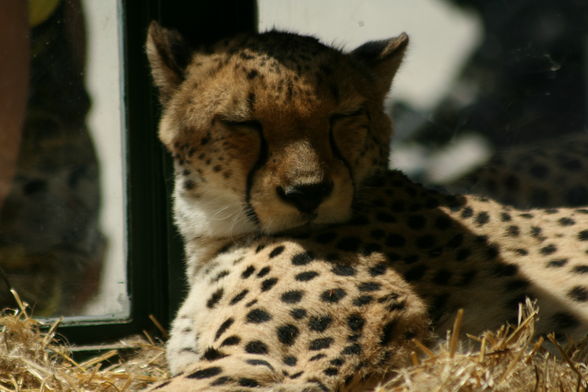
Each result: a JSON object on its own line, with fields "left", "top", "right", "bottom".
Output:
{"left": 146, "top": 21, "right": 192, "bottom": 104}
{"left": 351, "top": 33, "right": 409, "bottom": 95}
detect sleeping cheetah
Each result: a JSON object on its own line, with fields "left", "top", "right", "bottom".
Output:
{"left": 144, "top": 22, "right": 588, "bottom": 391}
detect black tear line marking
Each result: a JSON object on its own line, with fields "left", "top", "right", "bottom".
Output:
{"left": 244, "top": 124, "right": 268, "bottom": 226}
{"left": 329, "top": 119, "right": 355, "bottom": 191}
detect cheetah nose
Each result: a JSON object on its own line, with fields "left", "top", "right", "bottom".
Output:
{"left": 277, "top": 181, "right": 333, "bottom": 214}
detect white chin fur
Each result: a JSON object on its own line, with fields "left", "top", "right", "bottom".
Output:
{"left": 174, "top": 187, "right": 352, "bottom": 239}
{"left": 174, "top": 190, "right": 257, "bottom": 240}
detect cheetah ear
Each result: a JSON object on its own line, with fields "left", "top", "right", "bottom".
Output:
{"left": 146, "top": 21, "right": 192, "bottom": 104}
{"left": 351, "top": 33, "right": 409, "bottom": 94}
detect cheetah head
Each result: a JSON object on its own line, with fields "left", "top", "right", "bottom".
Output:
{"left": 146, "top": 22, "right": 407, "bottom": 238}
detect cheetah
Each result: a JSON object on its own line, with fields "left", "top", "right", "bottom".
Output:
{"left": 144, "top": 22, "right": 588, "bottom": 391}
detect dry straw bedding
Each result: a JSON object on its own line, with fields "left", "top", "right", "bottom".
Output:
{"left": 1, "top": 292, "right": 587, "bottom": 392}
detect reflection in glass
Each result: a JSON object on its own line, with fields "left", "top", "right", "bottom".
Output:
{"left": 0, "top": 0, "right": 127, "bottom": 318}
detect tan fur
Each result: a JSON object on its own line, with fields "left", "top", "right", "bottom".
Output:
{"left": 144, "top": 23, "right": 588, "bottom": 391}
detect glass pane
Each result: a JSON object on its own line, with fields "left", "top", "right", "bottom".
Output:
{"left": 258, "top": 0, "right": 587, "bottom": 206}
{"left": 0, "top": 0, "right": 128, "bottom": 318}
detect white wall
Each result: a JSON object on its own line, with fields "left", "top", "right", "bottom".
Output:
{"left": 258, "top": 0, "right": 481, "bottom": 110}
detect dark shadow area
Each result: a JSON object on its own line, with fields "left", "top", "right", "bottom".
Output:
{"left": 415, "top": 0, "right": 586, "bottom": 148}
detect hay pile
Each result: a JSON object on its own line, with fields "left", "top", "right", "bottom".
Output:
{"left": 0, "top": 290, "right": 168, "bottom": 391}
{"left": 381, "top": 304, "right": 588, "bottom": 392}
{"left": 1, "top": 292, "right": 587, "bottom": 392}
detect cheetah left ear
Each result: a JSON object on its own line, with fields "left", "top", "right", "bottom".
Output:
{"left": 146, "top": 21, "right": 192, "bottom": 105}
{"left": 351, "top": 33, "right": 409, "bottom": 94}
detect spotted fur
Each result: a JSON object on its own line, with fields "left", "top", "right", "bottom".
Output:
{"left": 144, "top": 22, "right": 588, "bottom": 391}
{"left": 450, "top": 134, "right": 588, "bottom": 209}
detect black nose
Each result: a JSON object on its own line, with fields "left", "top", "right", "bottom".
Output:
{"left": 277, "top": 181, "right": 334, "bottom": 214}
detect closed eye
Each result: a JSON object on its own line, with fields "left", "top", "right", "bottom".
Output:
{"left": 330, "top": 107, "right": 367, "bottom": 123}
{"left": 217, "top": 117, "right": 263, "bottom": 131}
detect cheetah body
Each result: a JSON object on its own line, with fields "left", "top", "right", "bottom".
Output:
{"left": 145, "top": 24, "right": 588, "bottom": 391}
{"left": 449, "top": 134, "right": 588, "bottom": 209}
